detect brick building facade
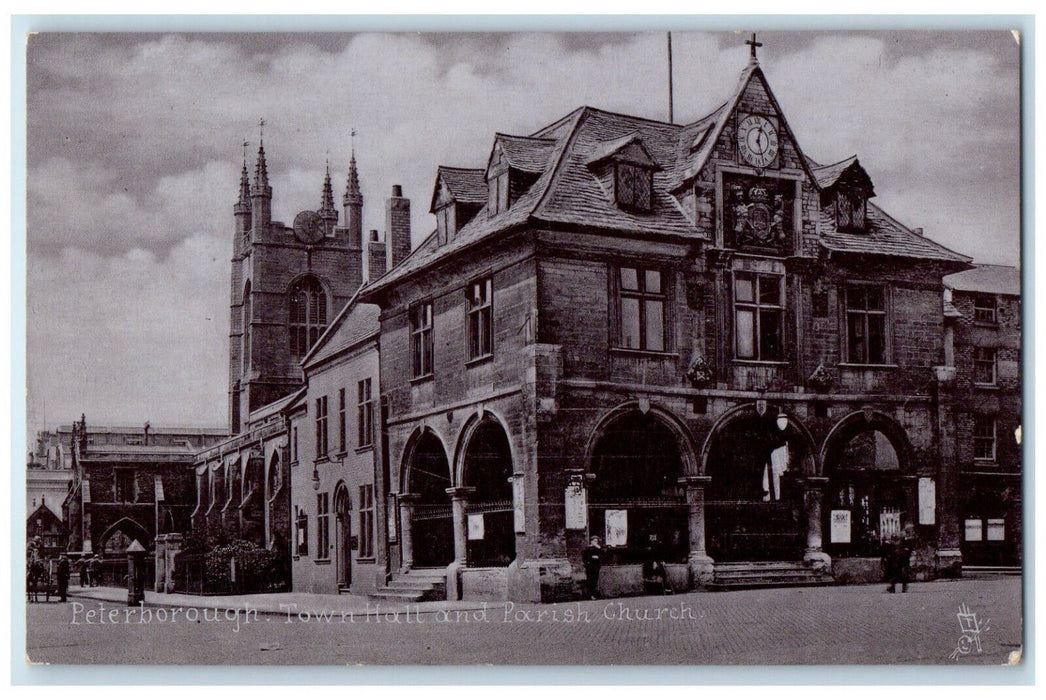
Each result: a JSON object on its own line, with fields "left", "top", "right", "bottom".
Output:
{"left": 361, "top": 51, "right": 977, "bottom": 601}
{"left": 944, "top": 265, "right": 1022, "bottom": 566}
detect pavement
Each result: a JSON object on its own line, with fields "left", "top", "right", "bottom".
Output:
{"left": 26, "top": 575, "right": 1023, "bottom": 666}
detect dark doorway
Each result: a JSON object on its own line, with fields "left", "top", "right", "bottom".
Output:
{"left": 407, "top": 431, "right": 454, "bottom": 568}
{"left": 707, "top": 413, "right": 805, "bottom": 561}
{"left": 334, "top": 484, "right": 352, "bottom": 587}
{"left": 823, "top": 428, "right": 908, "bottom": 558}
{"left": 588, "top": 412, "right": 688, "bottom": 564}
{"left": 463, "top": 420, "right": 516, "bottom": 567}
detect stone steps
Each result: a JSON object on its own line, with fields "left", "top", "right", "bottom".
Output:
{"left": 369, "top": 568, "right": 448, "bottom": 603}
{"left": 710, "top": 561, "right": 834, "bottom": 590}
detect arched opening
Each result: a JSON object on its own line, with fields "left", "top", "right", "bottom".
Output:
{"left": 822, "top": 418, "right": 911, "bottom": 558}
{"left": 706, "top": 409, "right": 810, "bottom": 561}
{"left": 266, "top": 451, "right": 289, "bottom": 549}
{"left": 334, "top": 482, "right": 352, "bottom": 587}
{"left": 100, "top": 518, "right": 150, "bottom": 554}
{"left": 588, "top": 411, "right": 688, "bottom": 563}
{"left": 240, "top": 456, "right": 265, "bottom": 546}
{"left": 406, "top": 430, "right": 454, "bottom": 567}
{"left": 242, "top": 280, "right": 252, "bottom": 374}
{"left": 461, "top": 419, "right": 515, "bottom": 567}
{"left": 288, "top": 276, "right": 328, "bottom": 359}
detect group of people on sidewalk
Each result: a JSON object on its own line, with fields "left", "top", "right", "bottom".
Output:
{"left": 582, "top": 534, "right": 673, "bottom": 600}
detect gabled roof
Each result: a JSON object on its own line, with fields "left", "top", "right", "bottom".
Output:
{"left": 811, "top": 155, "right": 875, "bottom": 195}
{"left": 489, "top": 133, "right": 558, "bottom": 174}
{"left": 429, "top": 166, "right": 487, "bottom": 212}
{"left": 585, "top": 132, "right": 661, "bottom": 169}
{"left": 945, "top": 264, "right": 1021, "bottom": 296}
{"left": 301, "top": 284, "right": 380, "bottom": 369}
{"left": 247, "top": 391, "right": 302, "bottom": 425}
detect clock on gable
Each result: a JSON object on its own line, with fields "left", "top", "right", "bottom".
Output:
{"left": 737, "top": 114, "right": 779, "bottom": 168}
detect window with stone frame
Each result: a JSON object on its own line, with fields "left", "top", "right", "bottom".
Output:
{"left": 357, "top": 378, "right": 374, "bottom": 449}
{"left": 316, "top": 492, "right": 330, "bottom": 559}
{"left": 614, "top": 162, "right": 653, "bottom": 212}
{"left": 616, "top": 266, "right": 667, "bottom": 352}
{"left": 295, "top": 506, "right": 308, "bottom": 556}
{"left": 973, "top": 415, "right": 997, "bottom": 462}
{"left": 289, "top": 276, "right": 328, "bottom": 358}
{"left": 845, "top": 285, "right": 888, "bottom": 365}
{"left": 410, "top": 302, "right": 434, "bottom": 378}
{"left": 315, "top": 395, "right": 329, "bottom": 459}
{"left": 973, "top": 347, "right": 997, "bottom": 386}
{"left": 733, "top": 272, "right": 783, "bottom": 361}
{"left": 973, "top": 294, "right": 997, "bottom": 324}
{"left": 338, "top": 388, "right": 347, "bottom": 453}
{"left": 466, "top": 277, "right": 494, "bottom": 360}
{"left": 359, "top": 484, "right": 375, "bottom": 559}
{"left": 114, "top": 469, "right": 136, "bottom": 503}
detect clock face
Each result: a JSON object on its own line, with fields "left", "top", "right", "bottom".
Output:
{"left": 293, "top": 210, "right": 325, "bottom": 244}
{"left": 737, "top": 115, "right": 779, "bottom": 168}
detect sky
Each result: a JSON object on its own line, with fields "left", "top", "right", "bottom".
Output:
{"left": 24, "top": 29, "right": 1022, "bottom": 437}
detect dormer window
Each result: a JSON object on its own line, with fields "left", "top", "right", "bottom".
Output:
{"left": 836, "top": 189, "right": 867, "bottom": 231}
{"left": 615, "top": 163, "right": 653, "bottom": 212}
{"left": 488, "top": 168, "right": 509, "bottom": 216}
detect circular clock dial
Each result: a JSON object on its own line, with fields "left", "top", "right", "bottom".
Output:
{"left": 737, "top": 115, "right": 779, "bottom": 168}
{"left": 293, "top": 210, "right": 325, "bottom": 244}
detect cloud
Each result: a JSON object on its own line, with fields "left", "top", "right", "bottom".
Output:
{"left": 24, "top": 30, "right": 1021, "bottom": 432}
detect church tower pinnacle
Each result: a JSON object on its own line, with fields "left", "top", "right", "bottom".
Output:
{"left": 343, "top": 130, "right": 363, "bottom": 246}
{"left": 319, "top": 157, "right": 338, "bottom": 227}
{"left": 250, "top": 119, "right": 272, "bottom": 233}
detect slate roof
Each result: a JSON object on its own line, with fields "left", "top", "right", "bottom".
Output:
{"left": 945, "top": 264, "right": 1021, "bottom": 296}
{"left": 430, "top": 166, "right": 487, "bottom": 212}
{"left": 365, "top": 59, "right": 972, "bottom": 295}
{"left": 492, "top": 134, "right": 558, "bottom": 173}
{"left": 301, "top": 285, "right": 380, "bottom": 369}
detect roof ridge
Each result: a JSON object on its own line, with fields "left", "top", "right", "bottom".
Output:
{"left": 437, "top": 165, "right": 485, "bottom": 173}
{"left": 495, "top": 132, "right": 557, "bottom": 144}
{"left": 531, "top": 107, "right": 594, "bottom": 220}
{"left": 812, "top": 154, "right": 858, "bottom": 170}
{"left": 866, "top": 201, "right": 972, "bottom": 262}
{"left": 574, "top": 104, "right": 685, "bottom": 130}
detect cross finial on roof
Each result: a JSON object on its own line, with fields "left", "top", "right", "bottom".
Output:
{"left": 746, "top": 33, "right": 762, "bottom": 60}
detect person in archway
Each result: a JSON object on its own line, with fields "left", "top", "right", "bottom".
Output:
{"left": 885, "top": 525, "right": 915, "bottom": 593}
{"left": 582, "top": 536, "right": 604, "bottom": 600}
{"left": 642, "top": 533, "right": 672, "bottom": 595}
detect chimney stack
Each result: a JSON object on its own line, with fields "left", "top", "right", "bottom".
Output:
{"left": 364, "top": 230, "right": 387, "bottom": 283}
{"left": 386, "top": 184, "right": 411, "bottom": 271}
{"left": 913, "top": 227, "right": 924, "bottom": 236}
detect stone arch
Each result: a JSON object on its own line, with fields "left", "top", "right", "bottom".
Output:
{"left": 100, "top": 517, "right": 150, "bottom": 553}
{"left": 267, "top": 450, "right": 282, "bottom": 501}
{"left": 454, "top": 410, "right": 516, "bottom": 567}
{"left": 452, "top": 409, "right": 516, "bottom": 487}
{"left": 399, "top": 425, "right": 452, "bottom": 494}
{"left": 584, "top": 401, "right": 699, "bottom": 477}
{"left": 820, "top": 409, "right": 914, "bottom": 475}
{"left": 399, "top": 425, "right": 454, "bottom": 568}
{"left": 700, "top": 402, "right": 820, "bottom": 477}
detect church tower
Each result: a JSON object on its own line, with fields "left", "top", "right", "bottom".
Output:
{"left": 228, "top": 129, "right": 370, "bottom": 434}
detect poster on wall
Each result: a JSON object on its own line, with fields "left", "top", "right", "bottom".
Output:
{"left": 605, "top": 509, "right": 628, "bottom": 546}
{"left": 468, "top": 513, "right": 485, "bottom": 540}
{"left": 830, "top": 509, "right": 851, "bottom": 543}
{"left": 564, "top": 481, "right": 587, "bottom": 530}
{"left": 513, "top": 477, "right": 525, "bottom": 533}
{"left": 986, "top": 518, "right": 1006, "bottom": 541}
{"left": 918, "top": 477, "right": 936, "bottom": 525}
{"left": 965, "top": 519, "right": 983, "bottom": 542}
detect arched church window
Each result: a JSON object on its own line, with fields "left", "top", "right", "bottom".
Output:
{"left": 288, "top": 277, "right": 328, "bottom": 358}
{"left": 242, "top": 281, "right": 252, "bottom": 373}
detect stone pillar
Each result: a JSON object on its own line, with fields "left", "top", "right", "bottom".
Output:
{"left": 445, "top": 487, "right": 474, "bottom": 601}
{"left": 802, "top": 476, "right": 831, "bottom": 572}
{"left": 678, "top": 475, "right": 714, "bottom": 587}
{"left": 398, "top": 494, "right": 419, "bottom": 572}
{"left": 446, "top": 487, "right": 475, "bottom": 565}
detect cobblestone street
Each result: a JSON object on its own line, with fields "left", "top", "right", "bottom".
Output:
{"left": 25, "top": 575, "right": 1021, "bottom": 667}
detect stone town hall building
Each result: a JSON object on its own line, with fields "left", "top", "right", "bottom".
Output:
{"left": 186, "top": 45, "right": 1018, "bottom": 602}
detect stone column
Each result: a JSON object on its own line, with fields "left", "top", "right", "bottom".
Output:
{"left": 802, "top": 476, "right": 831, "bottom": 572}
{"left": 397, "top": 493, "right": 419, "bottom": 572}
{"left": 678, "top": 475, "right": 714, "bottom": 587}
{"left": 446, "top": 487, "right": 475, "bottom": 565}
{"left": 445, "top": 487, "right": 475, "bottom": 601}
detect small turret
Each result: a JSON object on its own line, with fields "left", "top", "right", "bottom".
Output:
{"left": 251, "top": 135, "right": 273, "bottom": 234}
{"left": 234, "top": 143, "right": 252, "bottom": 252}
{"left": 343, "top": 137, "right": 363, "bottom": 249}
{"left": 319, "top": 159, "right": 338, "bottom": 229}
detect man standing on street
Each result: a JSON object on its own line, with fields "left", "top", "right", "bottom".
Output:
{"left": 582, "top": 536, "right": 604, "bottom": 600}
{"left": 56, "top": 554, "right": 70, "bottom": 602}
